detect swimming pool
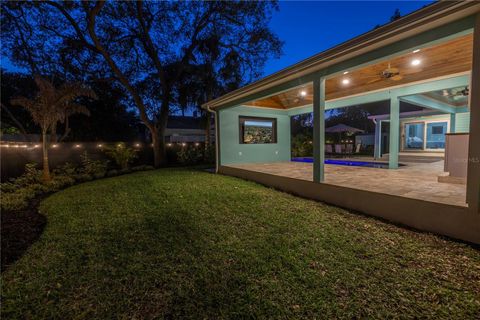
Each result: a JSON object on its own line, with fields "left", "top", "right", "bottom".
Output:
{"left": 291, "top": 157, "right": 395, "bottom": 169}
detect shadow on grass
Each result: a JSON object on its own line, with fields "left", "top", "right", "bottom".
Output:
{"left": 1, "top": 196, "right": 47, "bottom": 272}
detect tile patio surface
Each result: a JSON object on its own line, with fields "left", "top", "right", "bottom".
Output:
{"left": 227, "top": 159, "right": 467, "bottom": 207}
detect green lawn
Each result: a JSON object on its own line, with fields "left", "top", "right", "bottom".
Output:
{"left": 2, "top": 168, "right": 479, "bottom": 319}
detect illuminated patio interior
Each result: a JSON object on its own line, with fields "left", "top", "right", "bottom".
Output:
{"left": 220, "top": 32, "right": 473, "bottom": 207}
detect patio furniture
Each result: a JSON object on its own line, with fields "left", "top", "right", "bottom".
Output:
{"left": 345, "top": 144, "right": 353, "bottom": 155}
{"left": 334, "top": 144, "right": 343, "bottom": 154}
{"left": 355, "top": 143, "right": 361, "bottom": 154}
{"left": 327, "top": 124, "right": 365, "bottom": 157}
{"left": 325, "top": 144, "right": 333, "bottom": 154}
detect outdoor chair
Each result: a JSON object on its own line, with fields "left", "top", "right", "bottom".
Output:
{"left": 325, "top": 144, "right": 333, "bottom": 155}
{"left": 334, "top": 144, "right": 343, "bottom": 155}
{"left": 345, "top": 144, "right": 353, "bottom": 155}
{"left": 355, "top": 143, "right": 361, "bottom": 154}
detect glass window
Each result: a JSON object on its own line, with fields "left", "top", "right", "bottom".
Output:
{"left": 405, "top": 123, "right": 424, "bottom": 150}
{"left": 426, "top": 122, "right": 447, "bottom": 149}
{"left": 239, "top": 116, "right": 277, "bottom": 144}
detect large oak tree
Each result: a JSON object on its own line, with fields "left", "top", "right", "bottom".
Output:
{"left": 2, "top": 1, "right": 282, "bottom": 167}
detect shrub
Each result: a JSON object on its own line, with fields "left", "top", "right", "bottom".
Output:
{"left": 291, "top": 134, "right": 313, "bottom": 157}
{"left": 178, "top": 146, "right": 203, "bottom": 165}
{"left": 106, "top": 169, "right": 119, "bottom": 177}
{"left": 0, "top": 185, "right": 43, "bottom": 211}
{"left": 25, "top": 183, "right": 49, "bottom": 196}
{"left": 104, "top": 143, "right": 137, "bottom": 170}
{"left": 0, "top": 175, "right": 78, "bottom": 212}
{"left": 80, "top": 151, "right": 109, "bottom": 178}
{"left": 53, "top": 162, "right": 78, "bottom": 176}
{"left": 203, "top": 144, "right": 216, "bottom": 164}
{"left": 1, "top": 156, "right": 154, "bottom": 213}
{"left": 1, "top": 192, "right": 29, "bottom": 211}
{"left": 1, "top": 163, "right": 43, "bottom": 195}
{"left": 166, "top": 144, "right": 180, "bottom": 163}
{"left": 1, "top": 182, "right": 18, "bottom": 193}
{"left": 119, "top": 168, "right": 132, "bottom": 175}
{"left": 131, "top": 165, "right": 154, "bottom": 172}
{"left": 11, "top": 163, "right": 42, "bottom": 187}
{"left": 46, "top": 176, "right": 76, "bottom": 191}
{"left": 74, "top": 174, "right": 94, "bottom": 183}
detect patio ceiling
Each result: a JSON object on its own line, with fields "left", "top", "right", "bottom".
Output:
{"left": 244, "top": 34, "right": 473, "bottom": 109}
{"left": 421, "top": 87, "right": 469, "bottom": 107}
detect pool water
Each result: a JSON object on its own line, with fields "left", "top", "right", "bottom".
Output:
{"left": 291, "top": 157, "right": 394, "bottom": 169}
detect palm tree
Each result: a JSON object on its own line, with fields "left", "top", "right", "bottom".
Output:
{"left": 52, "top": 97, "right": 93, "bottom": 143}
{"left": 11, "top": 76, "right": 96, "bottom": 182}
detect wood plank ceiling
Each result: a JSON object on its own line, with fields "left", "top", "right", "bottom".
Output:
{"left": 244, "top": 34, "right": 473, "bottom": 109}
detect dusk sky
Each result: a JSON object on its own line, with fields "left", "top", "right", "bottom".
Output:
{"left": 2, "top": 1, "right": 434, "bottom": 78}
{"left": 264, "top": 1, "right": 433, "bottom": 77}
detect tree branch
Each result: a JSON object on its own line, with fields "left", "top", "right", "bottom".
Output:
{"left": 84, "top": 0, "right": 154, "bottom": 131}
{"left": 43, "top": 0, "right": 99, "bottom": 53}
{"left": 1, "top": 103, "right": 29, "bottom": 140}
{"left": 134, "top": 0, "right": 167, "bottom": 90}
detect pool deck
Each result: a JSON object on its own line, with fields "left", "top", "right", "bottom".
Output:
{"left": 226, "top": 159, "right": 467, "bottom": 207}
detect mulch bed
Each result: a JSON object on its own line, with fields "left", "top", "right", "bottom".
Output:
{"left": 1, "top": 196, "right": 47, "bottom": 272}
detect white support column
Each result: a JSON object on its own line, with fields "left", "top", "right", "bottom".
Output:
{"left": 313, "top": 77, "right": 326, "bottom": 182}
{"left": 467, "top": 13, "right": 480, "bottom": 212}
{"left": 389, "top": 97, "right": 400, "bottom": 169}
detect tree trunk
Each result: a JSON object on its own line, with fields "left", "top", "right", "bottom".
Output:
{"left": 150, "top": 98, "right": 170, "bottom": 168}
{"left": 205, "top": 112, "right": 211, "bottom": 149}
{"left": 50, "top": 123, "right": 58, "bottom": 143}
{"left": 155, "top": 119, "right": 168, "bottom": 167}
{"left": 204, "top": 91, "right": 213, "bottom": 151}
{"left": 151, "top": 131, "right": 162, "bottom": 168}
{"left": 59, "top": 117, "right": 71, "bottom": 142}
{"left": 41, "top": 130, "right": 51, "bottom": 182}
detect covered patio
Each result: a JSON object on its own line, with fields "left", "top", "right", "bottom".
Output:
{"left": 205, "top": 3, "right": 480, "bottom": 243}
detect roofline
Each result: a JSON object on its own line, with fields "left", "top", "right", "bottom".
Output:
{"left": 203, "top": 1, "right": 480, "bottom": 110}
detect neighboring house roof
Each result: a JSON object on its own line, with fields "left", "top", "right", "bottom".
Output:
{"left": 203, "top": 1, "right": 479, "bottom": 110}
{"left": 167, "top": 116, "right": 204, "bottom": 130}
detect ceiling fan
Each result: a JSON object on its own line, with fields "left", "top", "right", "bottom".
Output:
{"left": 443, "top": 87, "right": 469, "bottom": 97}
{"left": 380, "top": 63, "right": 403, "bottom": 81}
{"left": 363, "top": 62, "right": 405, "bottom": 84}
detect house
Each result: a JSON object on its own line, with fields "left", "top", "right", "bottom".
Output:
{"left": 203, "top": 2, "right": 480, "bottom": 243}
{"left": 164, "top": 115, "right": 214, "bottom": 143}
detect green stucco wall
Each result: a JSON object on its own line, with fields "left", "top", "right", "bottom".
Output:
{"left": 455, "top": 112, "right": 471, "bottom": 133}
{"left": 219, "top": 106, "right": 291, "bottom": 165}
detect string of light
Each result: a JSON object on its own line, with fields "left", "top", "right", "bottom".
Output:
{"left": 1, "top": 141, "right": 204, "bottom": 149}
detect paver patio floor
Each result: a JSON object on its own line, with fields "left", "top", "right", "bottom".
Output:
{"left": 227, "top": 159, "right": 467, "bottom": 206}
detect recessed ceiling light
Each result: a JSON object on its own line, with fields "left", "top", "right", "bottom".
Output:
{"left": 413, "top": 49, "right": 420, "bottom": 53}
{"left": 343, "top": 71, "right": 349, "bottom": 75}
{"left": 300, "top": 90, "right": 307, "bottom": 97}
{"left": 411, "top": 59, "right": 421, "bottom": 66}
{"left": 342, "top": 79, "right": 350, "bottom": 85}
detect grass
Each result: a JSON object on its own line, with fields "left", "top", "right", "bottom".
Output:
{"left": 1, "top": 168, "right": 479, "bottom": 319}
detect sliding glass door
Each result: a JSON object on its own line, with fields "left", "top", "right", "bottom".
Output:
{"left": 403, "top": 120, "right": 448, "bottom": 151}
{"left": 404, "top": 122, "right": 425, "bottom": 150}
{"left": 426, "top": 122, "right": 447, "bottom": 149}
